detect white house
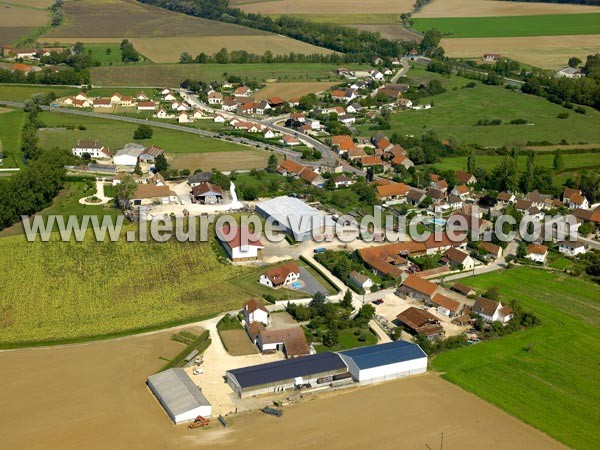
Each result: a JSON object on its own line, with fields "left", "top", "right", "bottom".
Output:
{"left": 370, "top": 70, "right": 384, "bottom": 81}
{"left": 429, "top": 294, "right": 462, "bottom": 318}
{"left": 443, "top": 248, "right": 474, "bottom": 271}
{"left": 339, "top": 114, "right": 356, "bottom": 126}
{"left": 163, "top": 93, "right": 177, "bottom": 101}
{"left": 75, "top": 92, "right": 88, "bottom": 101}
{"left": 156, "top": 108, "right": 168, "bottom": 118}
{"left": 258, "top": 262, "right": 300, "bottom": 288}
{"left": 338, "top": 341, "right": 427, "bottom": 385}
{"left": 216, "top": 225, "right": 264, "bottom": 262}
{"left": 178, "top": 112, "right": 191, "bottom": 123}
{"left": 208, "top": 92, "right": 223, "bottom": 105}
{"left": 558, "top": 241, "right": 586, "bottom": 256}
{"left": 110, "top": 93, "right": 122, "bottom": 104}
{"left": 349, "top": 271, "right": 374, "bottom": 293}
{"left": 113, "top": 143, "right": 145, "bottom": 166}
{"left": 72, "top": 139, "right": 111, "bottom": 159}
{"left": 525, "top": 244, "right": 548, "bottom": 263}
{"left": 213, "top": 114, "right": 226, "bottom": 123}
{"left": 263, "top": 129, "right": 276, "bottom": 139}
{"left": 472, "top": 297, "right": 513, "bottom": 323}
{"left": 243, "top": 298, "right": 270, "bottom": 325}
{"left": 137, "top": 101, "right": 157, "bottom": 111}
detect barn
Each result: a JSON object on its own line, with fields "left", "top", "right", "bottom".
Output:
{"left": 226, "top": 352, "right": 348, "bottom": 398}
{"left": 147, "top": 368, "right": 212, "bottom": 424}
{"left": 338, "top": 341, "right": 427, "bottom": 384}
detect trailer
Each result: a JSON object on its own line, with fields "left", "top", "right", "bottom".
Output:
{"left": 261, "top": 406, "right": 283, "bottom": 417}
{"left": 189, "top": 415, "right": 210, "bottom": 429}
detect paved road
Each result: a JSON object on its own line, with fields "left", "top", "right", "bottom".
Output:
{"left": 390, "top": 57, "right": 410, "bottom": 84}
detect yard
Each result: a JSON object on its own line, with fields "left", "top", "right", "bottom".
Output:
{"left": 0, "top": 86, "right": 79, "bottom": 102}
{"left": 0, "top": 109, "right": 26, "bottom": 168}
{"left": 313, "top": 327, "right": 378, "bottom": 353}
{"left": 218, "top": 329, "right": 258, "bottom": 356}
{"left": 229, "top": 265, "right": 308, "bottom": 301}
{"left": 432, "top": 267, "right": 600, "bottom": 450}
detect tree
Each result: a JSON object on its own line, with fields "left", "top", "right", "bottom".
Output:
{"left": 133, "top": 124, "right": 153, "bottom": 140}
{"left": 215, "top": 47, "right": 229, "bottom": 64}
{"left": 568, "top": 57, "right": 582, "bottom": 68}
{"left": 179, "top": 52, "right": 192, "bottom": 64}
{"left": 310, "top": 291, "right": 326, "bottom": 308}
{"left": 267, "top": 154, "right": 278, "bottom": 172}
{"left": 354, "top": 304, "right": 375, "bottom": 326}
{"left": 341, "top": 289, "right": 353, "bottom": 309}
{"left": 484, "top": 286, "right": 501, "bottom": 301}
{"left": 323, "top": 328, "right": 339, "bottom": 347}
{"left": 154, "top": 153, "right": 168, "bottom": 173}
{"left": 115, "top": 175, "right": 137, "bottom": 210}
{"left": 517, "top": 242, "right": 527, "bottom": 259}
{"left": 467, "top": 151, "right": 477, "bottom": 174}
{"left": 134, "top": 160, "right": 142, "bottom": 176}
{"left": 420, "top": 28, "right": 441, "bottom": 52}
{"left": 393, "top": 327, "right": 402, "bottom": 341}
{"left": 553, "top": 149, "right": 564, "bottom": 172}
{"left": 520, "top": 151, "right": 535, "bottom": 193}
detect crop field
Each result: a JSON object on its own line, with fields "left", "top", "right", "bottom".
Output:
{"left": 0, "top": 109, "right": 25, "bottom": 168}
{"left": 168, "top": 150, "right": 276, "bottom": 172}
{"left": 433, "top": 267, "right": 600, "bottom": 450}
{"left": 128, "top": 36, "right": 333, "bottom": 63}
{"left": 6, "top": 0, "right": 55, "bottom": 8}
{"left": 0, "top": 85, "right": 78, "bottom": 101}
{"left": 231, "top": 0, "right": 415, "bottom": 14}
{"left": 84, "top": 43, "right": 145, "bottom": 66}
{"left": 376, "top": 66, "right": 600, "bottom": 147}
{"left": 36, "top": 111, "right": 249, "bottom": 155}
{"left": 0, "top": 3, "right": 48, "bottom": 27}
{"left": 414, "top": 0, "right": 600, "bottom": 18}
{"left": 90, "top": 62, "right": 351, "bottom": 86}
{"left": 441, "top": 35, "right": 600, "bottom": 69}
{"left": 412, "top": 13, "right": 600, "bottom": 38}
{"left": 254, "top": 82, "right": 337, "bottom": 100}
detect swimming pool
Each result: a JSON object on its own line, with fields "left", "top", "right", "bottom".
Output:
{"left": 428, "top": 218, "right": 446, "bottom": 226}
{"left": 292, "top": 281, "right": 302, "bottom": 289}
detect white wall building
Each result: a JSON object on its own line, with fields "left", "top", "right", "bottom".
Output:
{"left": 72, "top": 139, "right": 110, "bottom": 159}
{"left": 558, "top": 241, "right": 586, "bottom": 256}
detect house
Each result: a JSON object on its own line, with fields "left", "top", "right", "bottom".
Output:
{"left": 391, "top": 154, "right": 414, "bottom": 170}
{"left": 331, "top": 135, "right": 356, "bottom": 154}
{"left": 427, "top": 188, "right": 446, "bottom": 205}
{"left": 187, "top": 171, "right": 212, "bottom": 187}
{"left": 396, "top": 97, "right": 413, "bottom": 109}
{"left": 156, "top": 108, "right": 168, "bottom": 118}
{"left": 482, "top": 53, "right": 501, "bottom": 62}
{"left": 110, "top": 92, "right": 122, "bottom": 104}
{"left": 497, "top": 192, "right": 515, "bottom": 205}
{"left": 525, "top": 244, "right": 548, "bottom": 263}
{"left": 63, "top": 96, "right": 91, "bottom": 108}
{"left": 259, "top": 262, "right": 301, "bottom": 288}
{"left": 406, "top": 188, "right": 427, "bottom": 206}
{"left": 191, "top": 182, "right": 223, "bottom": 204}
{"left": 137, "top": 101, "right": 157, "bottom": 111}
{"left": 332, "top": 174, "right": 354, "bottom": 188}
{"left": 370, "top": 70, "right": 384, "bottom": 81}
{"left": 277, "top": 159, "right": 305, "bottom": 177}
{"left": 177, "top": 112, "right": 191, "bottom": 123}
{"left": 398, "top": 274, "right": 439, "bottom": 301}
{"left": 257, "top": 327, "right": 310, "bottom": 358}
{"left": 267, "top": 96, "right": 285, "bottom": 108}
{"left": 222, "top": 98, "right": 238, "bottom": 112}
{"left": 557, "top": 67, "right": 583, "bottom": 79}
{"left": 372, "top": 56, "right": 384, "bottom": 66}
{"left": 447, "top": 212, "right": 492, "bottom": 238}
{"left": 160, "top": 88, "right": 172, "bottom": 96}
{"left": 359, "top": 241, "right": 425, "bottom": 280}
{"left": 456, "top": 170, "right": 477, "bottom": 185}
{"left": 346, "top": 103, "right": 362, "bottom": 114}
{"left": 447, "top": 195, "right": 463, "bottom": 210}
{"left": 451, "top": 184, "right": 470, "bottom": 199}
{"left": 442, "top": 248, "right": 474, "bottom": 271}
{"left": 263, "top": 129, "right": 276, "bottom": 139}
{"left": 472, "top": 297, "right": 513, "bottom": 323}
{"left": 300, "top": 169, "right": 325, "bottom": 187}
{"left": 391, "top": 57, "right": 401, "bottom": 66}
{"left": 119, "top": 95, "right": 133, "bottom": 106}
{"left": 132, "top": 184, "right": 178, "bottom": 205}
{"left": 13, "top": 48, "right": 37, "bottom": 59}
{"left": 136, "top": 91, "right": 149, "bottom": 101}
{"left": 282, "top": 135, "right": 300, "bottom": 146}
{"left": 375, "top": 182, "right": 410, "bottom": 202}
{"left": 213, "top": 114, "right": 225, "bottom": 123}
{"left": 207, "top": 91, "right": 223, "bottom": 105}
{"left": 349, "top": 271, "right": 374, "bottom": 292}
{"left": 479, "top": 242, "right": 502, "bottom": 259}
{"left": 192, "top": 109, "right": 204, "bottom": 119}
{"left": 243, "top": 298, "right": 269, "bottom": 326}
{"left": 93, "top": 98, "right": 112, "bottom": 108}
{"left": 451, "top": 283, "right": 476, "bottom": 298}
{"left": 216, "top": 225, "right": 264, "bottom": 262}
{"left": 338, "top": 114, "right": 356, "bottom": 126}
{"left": 234, "top": 86, "right": 251, "bottom": 97}
{"left": 429, "top": 294, "right": 462, "bottom": 317}
{"left": 72, "top": 139, "right": 111, "bottom": 159}
{"left": 558, "top": 240, "right": 586, "bottom": 256}
{"left": 113, "top": 143, "right": 146, "bottom": 166}
{"left": 563, "top": 188, "right": 589, "bottom": 210}
{"left": 11, "top": 62, "right": 36, "bottom": 74}
{"left": 163, "top": 92, "right": 177, "bottom": 101}
{"left": 396, "top": 307, "right": 445, "bottom": 340}
{"left": 360, "top": 156, "right": 384, "bottom": 171}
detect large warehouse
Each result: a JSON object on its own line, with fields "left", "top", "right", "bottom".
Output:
{"left": 338, "top": 341, "right": 427, "bottom": 384}
{"left": 226, "top": 352, "right": 348, "bottom": 398}
{"left": 147, "top": 368, "right": 212, "bottom": 424}
{"left": 254, "top": 196, "right": 336, "bottom": 242}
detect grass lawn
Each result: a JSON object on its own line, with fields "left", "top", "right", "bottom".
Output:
{"left": 85, "top": 43, "right": 149, "bottom": 65}
{"left": 0, "top": 228, "right": 268, "bottom": 347}
{"left": 229, "top": 265, "right": 308, "bottom": 301}
{"left": 37, "top": 111, "right": 250, "bottom": 154}
{"left": 413, "top": 13, "right": 600, "bottom": 38}
{"left": 0, "top": 85, "right": 78, "bottom": 102}
{"left": 374, "top": 66, "right": 600, "bottom": 148}
{"left": 90, "top": 63, "right": 367, "bottom": 86}
{"left": 0, "top": 109, "right": 25, "bottom": 168}
{"left": 432, "top": 267, "right": 600, "bottom": 450}
{"left": 314, "top": 327, "right": 378, "bottom": 353}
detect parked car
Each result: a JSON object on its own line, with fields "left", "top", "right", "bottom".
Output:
{"left": 313, "top": 247, "right": 327, "bottom": 254}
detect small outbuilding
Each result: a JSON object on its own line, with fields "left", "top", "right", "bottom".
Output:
{"left": 147, "top": 368, "right": 212, "bottom": 424}
{"left": 338, "top": 340, "right": 427, "bottom": 384}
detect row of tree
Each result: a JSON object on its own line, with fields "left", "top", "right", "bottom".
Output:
{"left": 180, "top": 49, "right": 365, "bottom": 65}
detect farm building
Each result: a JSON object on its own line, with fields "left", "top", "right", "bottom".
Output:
{"left": 72, "top": 139, "right": 111, "bottom": 159}
{"left": 226, "top": 352, "right": 348, "bottom": 398}
{"left": 254, "top": 196, "right": 335, "bottom": 242}
{"left": 257, "top": 327, "right": 310, "bottom": 358}
{"left": 216, "top": 225, "right": 264, "bottom": 262}
{"left": 147, "top": 368, "right": 212, "bottom": 424}
{"left": 191, "top": 182, "right": 223, "bottom": 204}
{"left": 113, "top": 143, "right": 146, "bottom": 166}
{"left": 338, "top": 341, "right": 427, "bottom": 384}
{"left": 396, "top": 307, "right": 445, "bottom": 340}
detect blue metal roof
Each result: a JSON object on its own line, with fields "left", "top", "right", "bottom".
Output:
{"left": 228, "top": 352, "right": 347, "bottom": 388}
{"left": 339, "top": 341, "right": 426, "bottom": 369}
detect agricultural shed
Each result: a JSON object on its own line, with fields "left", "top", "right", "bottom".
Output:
{"left": 147, "top": 368, "right": 212, "bottom": 424}
{"left": 338, "top": 341, "right": 427, "bottom": 384}
{"left": 226, "top": 352, "right": 347, "bottom": 398}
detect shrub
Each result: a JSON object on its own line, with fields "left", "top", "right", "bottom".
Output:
{"left": 557, "top": 112, "right": 569, "bottom": 119}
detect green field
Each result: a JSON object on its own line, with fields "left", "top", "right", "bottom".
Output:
{"left": 433, "top": 267, "right": 600, "bottom": 450}
{"left": 413, "top": 13, "right": 600, "bottom": 38}
{"left": 37, "top": 111, "right": 250, "bottom": 154}
{"left": 0, "top": 109, "right": 25, "bottom": 168}
{"left": 266, "top": 14, "right": 401, "bottom": 24}
{"left": 90, "top": 63, "right": 364, "bottom": 86}
{"left": 373, "top": 66, "right": 600, "bottom": 147}
{"left": 0, "top": 85, "right": 79, "bottom": 102}
{"left": 314, "top": 327, "right": 378, "bottom": 353}
{"left": 0, "top": 230, "right": 263, "bottom": 347}
{"left": 85, "top": 43, "right": 148, "bottom": 65}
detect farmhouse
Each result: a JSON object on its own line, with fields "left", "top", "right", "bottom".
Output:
{"left": 563, "top": 188, "right": 589, "bottom": 210}
{"left": 139, "top": 145, "right": 165, "bottom": 164}
{"left": 226, "top": 352, "right": 348, "bottom": 398}
{"left": 257, "top": 327, "right": 310, "bottom": 358}
{"left": 456, "top": 170, "right": 477, "bottom": 185}
{"left": 359, "top": 241, "right": 426, "bottom": 280}
{"left": 208, "top": 91, "right": 223, "bottom": 105}
{"left": 496, "top": 192, "right": 515, "bottom": 205}
{"left": 558, "top": 240, "right": 586, "bottom": 256}
{"left": 338, "top": 340, "right": 427, "bottom": 385}
{"left": 451, "top": 283, "right": 476, "bottom": 297}
{"left": 259, "top": 262, "right": 301, "bottom": 288}
{"left": 349, "top": 271, "right": 374, "bottom": 292}
{"left": 526, "top": 244, "right": 548, "bottom": 264}
{"left": 255, "top": 196, "right": 335, "bottom": 242}
{"left": 187, "top": 171, "right": 211, "bottom": 187}
{"left": 191, "top": 182, "right": 223, "bottom": 204}
{"left": 243, "top": 298, "right": 269, "bottom": 326}
{"left": 137, "top": 101, "right": 157, "bottom": 111}
{"left": 397, "top": 274, "right": 439, "bottom": 301}
{"left": 472, "top": 297, "right": 513, "bottom": 324}
{"left": 479, "top": 242, "right": 502, "bottom": 259}
{"left": 147, "top": 368, "right": 211, "bottom": 424}
{"left": 396, "top": 307, "right": 444, "bottom": 340}
{"left": 429, "top": 294, "right": 462, "bottom": 318}
{"left": 482, "top": 53, "right": 501, "bottom": 62}
{"left": 132, "top": 184, "right": 177, "bottom": 205}
{"left": 332, "top": 174, "right": 354, "bottom": 188}
{"left": 72, "top": 139, "right": 111, "bottom": 159}
{"left": 442, "top": 248, "right": 474, "bottom": 271}
{"left": 217, "top": 225, "right": 264, "bottom": 262}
